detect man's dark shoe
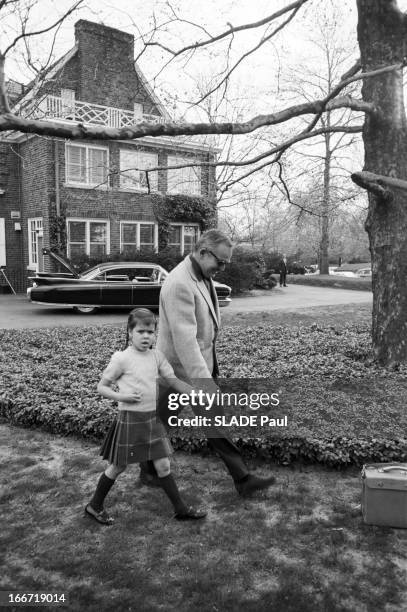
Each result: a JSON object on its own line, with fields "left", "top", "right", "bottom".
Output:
{"left": 235, "top": 474, "right": 276, "bottom": 497}
{"left": 139, "top": 470, "right": 161, "bottom": 488}
{"left": 174, "top": 505, "right": 207, "bottom": 520}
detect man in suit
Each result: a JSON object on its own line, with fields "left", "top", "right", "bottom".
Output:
{"left": 279, "top": 254, "right": 288, "bottom": 287}
{"left": 141, "top": 229, "right": 276, "bottom": 496}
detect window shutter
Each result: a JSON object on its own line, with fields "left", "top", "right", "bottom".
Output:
{"left": 66, "top": 145, "right": 86, "bottom": 183}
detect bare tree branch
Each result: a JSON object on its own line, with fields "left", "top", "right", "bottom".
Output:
{"left": 204, "top": 125, "right": 363, "bottom": 170}
{"left": 2, "top": 1, "right": 84, "bottom": 56}
{"left": 300, "top": 61, "right": 402, "bottom": 137}
{"left": 141, "top": 0, "right": 309, "bottom": 58}
{"left": 1, "top": 96, "right": 370, "bottom": 138}
{"left": 192, "top": 2, "right": 305, "bottom": 107}
{"left": 351, "top": 171, "right": 407, "bottom": 201}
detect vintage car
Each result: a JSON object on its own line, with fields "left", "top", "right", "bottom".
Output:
{"left": 27, "top": 248, "right": 232, "bottom": 314}
{"left": 356, "top": 267, "right": 372, "bottom": 278}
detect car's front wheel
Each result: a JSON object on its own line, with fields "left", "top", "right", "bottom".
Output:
{"left": 73, "top": 306, "right": 99, "bottom": 315}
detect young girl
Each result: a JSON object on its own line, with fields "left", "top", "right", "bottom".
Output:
{"left": 85, "top": 308, "right": 206, "bottom": 525}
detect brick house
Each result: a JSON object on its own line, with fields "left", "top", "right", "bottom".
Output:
{"left": 0, "top": 20, "right": 217, "bottom": 292}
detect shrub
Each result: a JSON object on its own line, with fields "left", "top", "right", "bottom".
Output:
{"left": 216, "top": 246, "right": 267, "bottom": 293}
{"left": 1, "top": 324, "right": 407, "bottom": 467}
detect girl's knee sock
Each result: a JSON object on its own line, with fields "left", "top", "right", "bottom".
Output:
{"left": 158, "top": 474, "right": 187, "bottom": 514}
{"left": 90, "top": 473, "right": 115, "bottom": 512}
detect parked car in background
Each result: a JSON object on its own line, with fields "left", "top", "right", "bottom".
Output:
{"left": 288, "top": 261, "right": 306, "bottom": 275}
{"left": 330, "top": 268, "right": 357, "bottom": 277}
{"left": 331, "top": 263, "right": 372, "bottom": 278}
{"left": 27, "top": 249, "right": 232, "bottom": 314}
{"left": 356, "top": 267, "right": 372, "bottom": 278}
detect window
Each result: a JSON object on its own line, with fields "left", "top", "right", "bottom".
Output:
{"left": 183, "top": 225, "right": 199, "bottom": 253}
{"left": 120, "top": 222, "right": 157, "bottom": 254}
{"left": 167, "top": 155, "right": 201, "bottom": 195}
{"left": 66, "top": 144, "right": 108, "bottom": 186}
{"left": 169, "top": 224, "right": 199, "bottom": 254}
{"left": 120, "top": 149, "right": 158, "bottom": 191}
{"left": 28, "top": 218, "right": 43, "bottom": 268}
{"left": 67, "top": 219, "right": 109, "bottom": 259}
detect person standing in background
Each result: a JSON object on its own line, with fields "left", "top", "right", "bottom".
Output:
{"left": 279, "top": 254, "right": 288, "bottom": 287}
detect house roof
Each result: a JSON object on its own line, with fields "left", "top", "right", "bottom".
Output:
{"left": 11, "top": 41, "right": 168, "bottom": 121}
{"left": 11, "top": 45, "right": 79, "bottom": 113}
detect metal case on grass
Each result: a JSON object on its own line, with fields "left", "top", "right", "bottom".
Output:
{"left": 361, "top": 463, "right": 407, "bottom": 528}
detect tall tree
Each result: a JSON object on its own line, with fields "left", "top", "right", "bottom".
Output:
{"left": 352, "top": 0, "right": 407, "bottom": 364}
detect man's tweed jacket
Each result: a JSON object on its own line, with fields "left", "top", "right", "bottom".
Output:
{"left": 156, "top": 255, "right": 220, "bottom": 385}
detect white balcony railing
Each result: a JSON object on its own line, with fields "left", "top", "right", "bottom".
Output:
{"left": 22, "top": 95, "right": 165, "bottom": 128}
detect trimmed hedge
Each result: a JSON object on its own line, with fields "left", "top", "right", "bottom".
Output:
{"left": 1, "top": 324, "right": 406, "bottom": 467}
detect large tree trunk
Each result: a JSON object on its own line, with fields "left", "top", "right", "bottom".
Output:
{"left": 357, "top": 0, "right": 407, "bottom": 364}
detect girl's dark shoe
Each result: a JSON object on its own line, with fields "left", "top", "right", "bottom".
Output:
{"left": 85, "top": 503, "right": 114, "bottom": 525}
{"left": 174, "top": 506, "right": 207, "bottom": 520}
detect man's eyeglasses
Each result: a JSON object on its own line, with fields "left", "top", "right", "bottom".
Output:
{"left": 206, "top": 249, "right": 229, "bottom": 269}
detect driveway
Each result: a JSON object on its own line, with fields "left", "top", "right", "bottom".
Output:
{"left": 0, "top": 285, "right": 372, "bottom": 329}
{"left": 225, "top": 285, "right": 372, "bottom": 312}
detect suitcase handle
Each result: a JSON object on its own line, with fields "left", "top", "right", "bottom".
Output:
{"left": 378, "top": 466, "right": 407, "bottom": 473}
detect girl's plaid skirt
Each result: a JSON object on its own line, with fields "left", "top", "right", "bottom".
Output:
{"left": 100, "top": 410, "right": 172, "bottom": 465}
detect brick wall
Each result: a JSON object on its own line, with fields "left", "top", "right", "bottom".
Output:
{"left": 19, "top": 137, "right": 55, "bottom": 281}
{"left": 75, "top": 20, "right": 157, "bottom": 113}
{"left": 0, "top": 143, "right": 25, "bottom": 292}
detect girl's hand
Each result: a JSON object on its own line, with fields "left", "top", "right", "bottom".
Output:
{"left": 120, "top": 392, "right": 142, "bottom": 403}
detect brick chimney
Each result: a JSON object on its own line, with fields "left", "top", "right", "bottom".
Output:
{"left": 74, "top": 20, "right": 137, "bottom": 109}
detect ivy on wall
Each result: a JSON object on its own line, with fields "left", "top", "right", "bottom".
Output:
{"left": 152, "top": 193, "right": 216, "bottom": 250}
{"left": 48, "top": 193, "right": 216, "bottom": 257}
{"left": 49, "top": 200, "right": 67, "bottom": 253}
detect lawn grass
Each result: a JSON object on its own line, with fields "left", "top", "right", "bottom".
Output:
{"left": 1, "top": 422, "right": 407, "bottom": 612}
{"left": 272, "top": 274, "right": 372, "bottom": 291}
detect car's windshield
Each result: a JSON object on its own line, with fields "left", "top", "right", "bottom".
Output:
{"left": 79, "top": 265, "right": 165, "bottom": 282}
{"left": 80, "top": 267, "right": 101, "bottom": 280}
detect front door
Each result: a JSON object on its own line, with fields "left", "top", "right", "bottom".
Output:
{"left": 37, "top": 231, "right": 44, "bottom": 272}
{"left": 0, "top": 218, "right": 5, "bottom": 267}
